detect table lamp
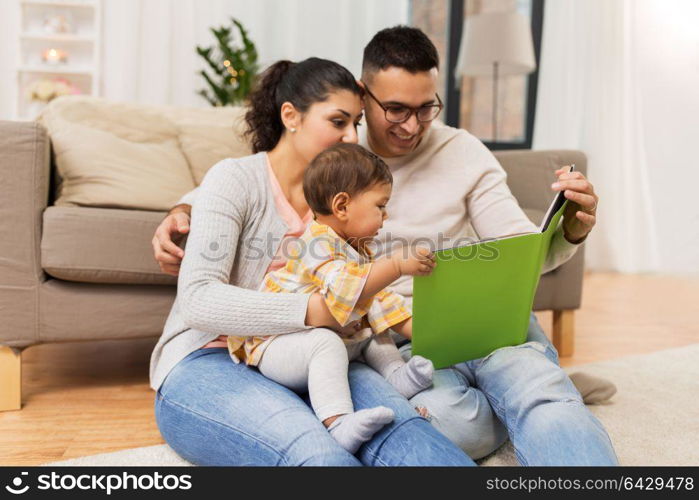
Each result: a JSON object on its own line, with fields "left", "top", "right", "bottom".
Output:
{"left": 455, "top": 11, "right": 536, "bottom": 141}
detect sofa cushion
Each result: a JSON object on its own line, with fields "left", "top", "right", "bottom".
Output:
{"left": 38, "top": 96, "right": 197, "bottom": 211}
{"left": 159, "top": 106, "right": 252, "bottom": 185}
{"left": 38, "top": 96, "right": 253, "bottom": 210}
{"left": 41, "top": 206, "right": 177, "bottom": 285}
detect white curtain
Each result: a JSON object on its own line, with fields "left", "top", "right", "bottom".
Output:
{"left": 101, "top": 0, "right": 409, "bottom": 107}
{"left": 533, "top": 0, "right": 699, "bottom": 275}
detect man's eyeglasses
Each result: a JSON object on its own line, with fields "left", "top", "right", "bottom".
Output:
{"left": 362, "top": 83, "right": 443, "bottom": 124}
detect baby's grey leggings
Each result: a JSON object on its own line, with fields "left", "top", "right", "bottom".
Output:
{"left": 257, "top": 327, "right": 405, "bottom": 422}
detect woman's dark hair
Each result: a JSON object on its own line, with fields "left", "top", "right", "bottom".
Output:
{"left": 303, "top": 143, "right": 392, "bottom": 216}
{"left": 245, "top": 57, "right": 361, "bottom": 153}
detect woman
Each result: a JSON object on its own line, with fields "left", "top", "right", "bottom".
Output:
{"left": 149, "top": 57, "right": 475, "bottom": 466}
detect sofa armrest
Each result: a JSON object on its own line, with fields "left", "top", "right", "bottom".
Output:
{"left": 533, "top": 247, "right": 585, "bottom": 311}
{"left": 494, "top": 150, "right": 587, "bottom": 216}
{"left": 0, "top": 121, "right": 50, "bottom": 347}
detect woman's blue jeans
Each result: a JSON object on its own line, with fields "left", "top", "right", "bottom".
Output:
{"left": 155, "top": 342, "right": 475, "bottom": 466}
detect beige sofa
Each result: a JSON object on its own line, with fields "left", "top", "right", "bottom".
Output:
{"left": 0, "top": 103, "right": 586, "bottom": 412}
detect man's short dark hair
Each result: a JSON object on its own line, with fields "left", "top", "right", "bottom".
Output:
{"left": 303, "top": 144, "right": 392, "bottom": 216}
{"left": 362, "top": 25, "right": 439, "bottom": 82}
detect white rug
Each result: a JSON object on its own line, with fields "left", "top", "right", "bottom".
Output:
{"left": 45, "top": 344, "right": 699, "bottom": 466}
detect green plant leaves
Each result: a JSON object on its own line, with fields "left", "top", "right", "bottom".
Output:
{"left": 195, "top": 17, "right": 259, "bottom": 106}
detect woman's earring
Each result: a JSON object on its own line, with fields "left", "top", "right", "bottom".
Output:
{"left": 290, "top": 127, "right": 297, "bottom": 133}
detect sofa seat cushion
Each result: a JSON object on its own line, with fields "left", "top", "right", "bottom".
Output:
{"left": 41, "top": 206, "right": 177, "bottom": 285}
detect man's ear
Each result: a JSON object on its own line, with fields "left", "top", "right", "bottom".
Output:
{"left": 280, "top": 101, "right": 300, "bottom": 132}
{"left": 356, "top": 79, "right": 367, "bottom": 108}
{"left": 331, "top": 192, "right": 351, "bottom": 221}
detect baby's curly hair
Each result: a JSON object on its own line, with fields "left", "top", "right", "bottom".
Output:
{"left": 303, "top": 144, "right": 392, "bottom": 216}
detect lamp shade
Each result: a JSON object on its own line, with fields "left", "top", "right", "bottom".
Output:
{"left": 456, "top": 11, "right": 536, "bottom": 77}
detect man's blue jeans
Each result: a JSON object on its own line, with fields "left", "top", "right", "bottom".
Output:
{"left": 155, "top": 344, "right": 475, "bottom": 466}
{"left": 403, "top": 312, "right": 619, "bottom": 465}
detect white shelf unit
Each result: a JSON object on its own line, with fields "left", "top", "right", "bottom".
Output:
{"left": 16, "top": 0, "right": 101, "bottom": 120}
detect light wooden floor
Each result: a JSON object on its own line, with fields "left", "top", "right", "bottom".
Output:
{"left": 2, "top": 271, "right": 698, "bottom": 466}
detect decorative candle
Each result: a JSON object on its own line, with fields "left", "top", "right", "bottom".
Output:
{"left": 42, "top": 48, "right": 68, "bottom": 65}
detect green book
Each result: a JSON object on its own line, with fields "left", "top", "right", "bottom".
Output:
{"left": 412, "top": 166, "right": 573, "bottom": 369}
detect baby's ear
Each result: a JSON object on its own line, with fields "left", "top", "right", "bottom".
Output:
{"left": 331, "top": 192, "right": 351, "bottom": 220}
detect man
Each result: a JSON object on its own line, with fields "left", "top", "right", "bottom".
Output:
{"left": 152, "top": 26, "right": 616, "bottom": 465}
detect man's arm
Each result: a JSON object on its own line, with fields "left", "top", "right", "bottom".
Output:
{"left": 464, "top": 141, "right": 596, "bottom": 273}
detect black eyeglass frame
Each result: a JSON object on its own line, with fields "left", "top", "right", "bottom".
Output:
{"left": 362, "top": 82, "right": 444, "bottom": 124}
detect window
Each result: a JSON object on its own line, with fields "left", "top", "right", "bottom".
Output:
{"left": 411, "top": 0, "right": 544, "bottom": 150}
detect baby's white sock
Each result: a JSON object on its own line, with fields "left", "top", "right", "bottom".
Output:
{"left": 327, "top": 406, "right": 395, "bottom": 454}
{"left": 386, "top": 355, "right": 434, "bottom": 399}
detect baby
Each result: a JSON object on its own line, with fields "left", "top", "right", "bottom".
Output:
{"left": 227, "top": 143, "right": 437, "bottom": 453}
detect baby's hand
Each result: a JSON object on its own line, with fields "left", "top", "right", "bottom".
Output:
{"left": 393, "top": 245, "right": 436, "bottom": 276}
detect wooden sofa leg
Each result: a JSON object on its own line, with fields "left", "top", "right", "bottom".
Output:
{"left": 0, "top": 345, "right": 22, "bottom": 411}
{"left": 552, "top": 309, "right": 575, "bottom": 357}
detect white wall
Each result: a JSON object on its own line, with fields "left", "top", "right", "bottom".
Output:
{"left": 0, "top": 0, "right": 408, "bottom": 117}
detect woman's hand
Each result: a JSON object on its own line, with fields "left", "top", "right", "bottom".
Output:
{"left": 551, "top": 167, "right": 599, "bottom": 244}
{"left": 152, "top": 205, "right": 192, "bottom": 276}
